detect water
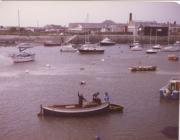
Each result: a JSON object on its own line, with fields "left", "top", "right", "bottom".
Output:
{"left": 0, "top": 44, "right": 179, "bottom": 140}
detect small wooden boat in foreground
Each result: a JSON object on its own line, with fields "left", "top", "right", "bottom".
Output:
{"left": 129, "top": 66, "right": 157, "bottom": 72}
{"left": 38, "top": 102, "right": 123, "bottom": 117}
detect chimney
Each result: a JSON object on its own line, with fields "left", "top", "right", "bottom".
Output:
{"left": 129, "top": 12, "right": 132, "bottom": 23}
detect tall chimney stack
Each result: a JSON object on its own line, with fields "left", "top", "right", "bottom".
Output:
{"left": 129, "top": 12, "right": 132, "bottom": 23}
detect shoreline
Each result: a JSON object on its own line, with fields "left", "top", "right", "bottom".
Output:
{"left": 0, "top": 34, "right": 180, "bottom": 46}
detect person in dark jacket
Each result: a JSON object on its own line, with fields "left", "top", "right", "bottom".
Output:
{"left": 92, "top": 92, "right": 101, "bottom": 104}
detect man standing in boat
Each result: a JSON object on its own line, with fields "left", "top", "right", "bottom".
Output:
{"left": 92, "top": 92, "right": 102, "bottom": 104}
{"left": 78, "top": 92, "right": 86, "bottom": 107}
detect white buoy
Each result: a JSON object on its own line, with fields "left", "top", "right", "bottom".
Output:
{"left": 101, "top": 59, "right": 105, "bottom": 62}
{"left": 45, "top": 64, "right": 51, "bottom": 68}
{"left": 25, "top": 69, "right": 29, "bottom": 73}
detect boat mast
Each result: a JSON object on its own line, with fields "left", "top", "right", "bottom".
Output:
{"left": 85, "top": 13, "right": 89, "bottom": 44}
{"left": 150, "top": 28, "right": 152, "bottom": 47}
{"left": 18, "top": 9, "right": 20, "bottom": 27}
{"left": 133, "top": 22, "right": 136, "bottom": 43}
{"left": 155, "top": 28, "right": 157, "bottom": 45}
{"left": 168, "top": 22, "right": 170, "bottom": 45}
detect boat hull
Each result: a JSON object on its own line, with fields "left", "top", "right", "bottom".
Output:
{"left": 78, "top": 49, "right": 104, "bottom": 54}
{"left": 12, "top": 54, "right": 35, "bottom": 63}
{"left": 100, "top": 42, "right": 115, "bottom": 46}
{"left": 44, "top": 43, "right": 61, "bottom": 47}
{"left": 42, "top": 103, "right": 109, "bottom": 117}
{"left": 129, "top": 66, "right": 157, "bottom": 72}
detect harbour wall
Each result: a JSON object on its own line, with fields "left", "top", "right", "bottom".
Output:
{"left": 0, "top": 34, "right": 180, "bottom": 46}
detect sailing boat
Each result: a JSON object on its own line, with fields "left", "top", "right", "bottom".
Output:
{"left": 130, "top": 24, "right": 142, "bottom": 51}
{"left": 129, "top": 23, "right": 142, "bottom": 48}
{"left": 162, "top": 23, "right": 180, "bottom": 52}
{"left": 152, "top": 28, "right": 162, "bottom": 49}
{"left": 10, "top": 43, "right": 35, "bottom": 63}
{"left": 146, "top": 28, "right": 158, "bottom": 54}
{"left": 78, "top": 14, "right": 104, "bottom": 54}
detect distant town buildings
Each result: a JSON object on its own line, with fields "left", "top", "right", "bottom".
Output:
{"left": 0, "top": 12, "right": 180, "bottom": 36}
{"left": 68, "top": 20, "right": 128, "bottom": 34}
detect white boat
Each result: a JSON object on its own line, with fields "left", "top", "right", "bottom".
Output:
{"left": 174, "top": 41, "right": 180, "bottom": 46}
{"left": 160, "top": 79, "right": 180, "bottom": 100}
{"left": 131, "top": 45, "right": 143, "bottom": 51}
{"left": 146, "top": 49, "right": 158, "bottom": 54}
{"left": 129, "top": 41, "right": 142, "bottom": 48}
{"left": 152, "top": 44, "right": 162, "bottom": 49}
{"left": 78, "top": 43, "right": 105, "bottom": 54}
{"left": 161, "top": 46, "right": 180, "bottom": 52}
{"left": 60, "top": 44, "right": 77, "bottom": 52}
{"left": 10, "top": 43, "right": 35, "bottom": 63}
{"left": 100, "top": 37, "right": 115, "bottom": 46}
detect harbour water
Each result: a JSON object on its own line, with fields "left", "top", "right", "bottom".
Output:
{"left": 0, "top": 44, "right": 179, "bottom": 140}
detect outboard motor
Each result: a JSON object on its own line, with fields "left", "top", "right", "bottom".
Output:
{"left": 171, "top": 90, "right": 179, "bottom": 100}
{"left": 160, "top": 89, "right": 166, "bottom": 97}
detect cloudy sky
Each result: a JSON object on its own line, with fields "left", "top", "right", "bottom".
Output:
{"left": 0, "top": 1, "right": 180, "bottom": 27}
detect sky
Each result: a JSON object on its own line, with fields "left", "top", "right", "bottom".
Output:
{"left": 0, "top": 1, "right": 180, "bottom": 27}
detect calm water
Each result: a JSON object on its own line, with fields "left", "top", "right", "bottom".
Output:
{"left": 0, "top": 44, "right": 179, "bottom": 140}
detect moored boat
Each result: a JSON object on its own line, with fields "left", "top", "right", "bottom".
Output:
{"left": 173, "top": 41, "right": 180, "bottom": 47}
{"left": 152, "top": 44, "right": 162, "bottom": 49}
{"left": 129, "top": 41, "right": 142, "bottom": 48}
{"left": 146, "top": 49, "right": 158, "bottom": 54}
{"left": 168, "top": 54, "right": 179, "bottom": 61}
{"left": 100, "top": 37, "right": 115, "bottom": 46}
{"left": 44, "top": 41, "right": 61, "bottom": 47}
{"left": 161, "top": 46, "right": 180, "bottom": 52}
{"left": 41, "top": 102, "right": 109, "bottom": 117}
{"left": 131, "top": 45, "right": 143, "bottom": 51}
{"left": 78, "top": 44, "right": 104, "bottom": 54}
{"left": 10, "top": 43, "right": 35, "bottom": 63}
{"left": 60, "top": 44, "right": 77, "bottom": 52}
{"left": 160, "top": 79, "right": 180, "bottom": 100}
{"left": 129, "top": 66, "right": 157, "bottom": 72}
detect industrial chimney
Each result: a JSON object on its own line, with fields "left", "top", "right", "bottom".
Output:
{"left": 129, "top": 12, "right": 132, "bottom": 23}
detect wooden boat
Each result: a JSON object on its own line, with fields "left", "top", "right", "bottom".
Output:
{"left": 129, "top": 66, "right": 157, "bottom": 72}
{"left": 168, "top": 54, "right": 179, "bottom": 61}
{"left": 41, "top": 102, "right": 109, "bottom": 117}
{"left": 39, "top": 102, "right": 123, "bottom": 117}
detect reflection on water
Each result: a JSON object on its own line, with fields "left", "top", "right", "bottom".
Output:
{"left": 0, "top": 45, "right": 179, "bottom": 140}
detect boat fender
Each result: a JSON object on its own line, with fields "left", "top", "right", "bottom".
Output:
{"left": 80, "top": 81, "right": 86, "bottom": 85}
{"left": 95, "top": 135, "right": 100, "bottom": 140}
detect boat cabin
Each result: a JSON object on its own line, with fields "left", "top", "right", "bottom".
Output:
{"left": 168, "top": 80, "right": 180, "bottom": 91}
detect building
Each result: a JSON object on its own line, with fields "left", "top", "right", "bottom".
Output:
{"left": 68, "top": 20, "right": 128, "bottom": 34}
